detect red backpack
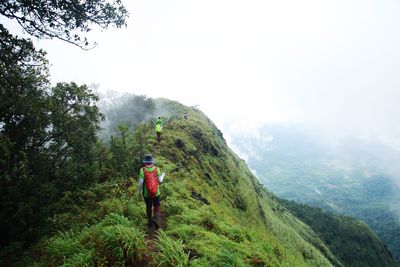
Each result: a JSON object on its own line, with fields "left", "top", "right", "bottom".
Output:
{"left": 143, "top": 167, "right": 159, "bottom": 198}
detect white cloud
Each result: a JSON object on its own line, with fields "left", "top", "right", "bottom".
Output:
{"left": 3, "top": 0, "right": 400, "bottom": 148}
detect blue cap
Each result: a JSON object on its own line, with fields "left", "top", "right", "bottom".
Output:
{"left": 143, "top": 154, "right": 154, "bottom": 164}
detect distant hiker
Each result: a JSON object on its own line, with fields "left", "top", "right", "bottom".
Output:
{"left": 184, "top": 112, "right": 189, "bottom": 119}
{"left": 137, "top": 154, "right": 165, "bottom": 228}
{"left": 155, "top": 117, "right": 163, "bottom": 142}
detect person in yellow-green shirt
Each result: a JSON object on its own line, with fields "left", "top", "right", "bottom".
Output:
{"left": 137, "top": 154, "right": 165, "bottom": 228}
{"left": 155, "top": 117, "right": 162, "bottom": 142}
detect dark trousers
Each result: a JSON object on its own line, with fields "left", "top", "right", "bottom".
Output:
{"left": 156, "top": 131, "right": 161, "bottom": 142}
{"left": 144, "top": 196, "right": 160, "bottom": 225}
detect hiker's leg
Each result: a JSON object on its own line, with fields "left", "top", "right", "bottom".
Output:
{"left": 144, "top": 197, "right": 153, "bottom": 227}
{"left": 153, "top": 196, "right": 161, "bottom": 228}
{"left": 157, "top": 132, "right": 161, "bottom": 142}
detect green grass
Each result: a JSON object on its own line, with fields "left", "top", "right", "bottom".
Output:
{"left": 61, "top": 250, "right": 94, "bottom": 267}
{"left": 11, "top": 99, "right": 397, "bottom": 266}
{"left": 38, "top": 213, "right": 147, "bottom": 266}
{"left": 153, "top": 230, "right": 189, "bottom": 267}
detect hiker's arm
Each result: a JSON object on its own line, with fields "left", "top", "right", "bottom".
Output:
{"left": 158, "top": 173, "right": 165, "bottom": 183}
{"left": 157, "top": 167, "right": 165, "bottom": 183}
{"left": 137, "top": 168, "right": 144, "bottom": 194}
{"left": 137, "top": 178, "right": 144, "bottom": 194}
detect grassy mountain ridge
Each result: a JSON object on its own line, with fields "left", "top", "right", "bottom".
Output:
{"left": 4, "top": 98, "right": 397, "bottom": 266}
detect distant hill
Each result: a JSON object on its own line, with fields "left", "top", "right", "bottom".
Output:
{"left": 280, "top": 198, "right": 397, "bottom": 267}
{"left": 230, "top": 124, "right": 400, "bottom": 262}
{"left": 3, "top": 99, "right": 398, "bottom": 266}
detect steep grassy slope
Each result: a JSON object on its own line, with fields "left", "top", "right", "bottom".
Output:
{"left": 7, "top": 99, "right": 396, "bottom": 266}
{"left": 280, "top": 199, "right": 399, "bottom": 267}
{"left": 230, "top": 125, "right": 400, "bottom": 261}
{"left": 151, "top": 101, "right": 340, "bottom": 266}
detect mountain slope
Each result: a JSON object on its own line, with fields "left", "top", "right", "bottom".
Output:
{"left": 142, "top": 100, "right": 338, "bottom": 266}
{"left": 6, "top": 99, "right": 397, "bottom": 266}
{"left": 281, "top": 199, "right": 398, "bottom": 267}
{"left": 230, "top": 124, "right": 400, "bottom": 261}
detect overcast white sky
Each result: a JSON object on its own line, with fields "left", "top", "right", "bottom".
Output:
{"left": 3, "top": 0, "right": 400, "bottom": 146}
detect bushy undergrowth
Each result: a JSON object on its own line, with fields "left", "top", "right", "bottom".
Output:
{"left": 40, "top": 213, "right": 147, "bottom": 266}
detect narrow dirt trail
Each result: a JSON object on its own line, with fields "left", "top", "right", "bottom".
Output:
{"left": 134, "top": 207, "right": 167, "bottom": 266}
{"left": 135, "top": 134, "right": 168, "bottom": 266}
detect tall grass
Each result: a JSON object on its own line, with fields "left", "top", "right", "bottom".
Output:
{"left": 154, "top": 230, "right": 190, "bottom": 267}
{"left": 61, "top": 250, "right": 94, "bottom": 267}
{"left": 215, "top": 248, "right": 246, "bottom": 267}
{"left": 97, "top": 223, "right": 146, "bottom": 265}
{"left": 46, "top": 230, "right": 83, "bottom": 264}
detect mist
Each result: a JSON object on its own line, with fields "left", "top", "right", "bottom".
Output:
{"left": 225, "top": 120, "right": 400, "bottom": 223}
{"left": 5, "top": 0, "right": 400, "bottom": 213}
{"left": 3, "top": 0, "right": 400, "bottom": 149}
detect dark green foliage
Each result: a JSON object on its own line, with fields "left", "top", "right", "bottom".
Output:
{"left": 103, "top": 122, "right": 153, "bottom": 178}
{"left": 0, "top": 0, "right": 128, "bottom": 48}
{"left": 46, "top": 230, "right": 85, "bottom": 264}
{"left": 0, "top": 0, "right": 130, "bottom": 254}
{"left": 281, "top": 199, "right": 399, "bottom": 267}
{"left": 0, "top": 24, "right": 103, "bottom": 249}
{"left": 234, "top": 194, "right": 247, "bottom": 211}
{"left": 0, "top": 80, "right": 103, "bottom": 245}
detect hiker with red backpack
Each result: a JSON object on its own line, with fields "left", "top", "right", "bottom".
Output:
{"left": 137, "top": 154, "right": 165, "bottom": 228}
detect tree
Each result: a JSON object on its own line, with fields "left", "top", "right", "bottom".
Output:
{"left": 0, "top": 25, "right": 50, "bottom": 191}
{"left": 0, "top": 0, "right": 128, "bottom": 250}
{"left": 0, "top": 79, "right": 104, "bottom": 244}
{"left": 0, "top": 0, "right": 128, "bottom": 49}
{"left": 47, "top": 82, "right": 104, "bottom": 189}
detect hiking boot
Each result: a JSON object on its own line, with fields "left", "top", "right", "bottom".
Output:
{"left": 153, "top": 211, "right": 160, "bottom": 229}
{"left": 152, "top": 219, "right": 159, "bottom": 229}
{"left": 147, "top": 221, "right": 153, "bottom": 228}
